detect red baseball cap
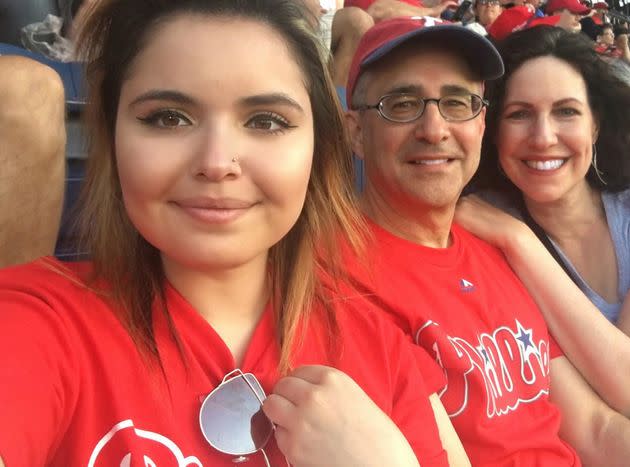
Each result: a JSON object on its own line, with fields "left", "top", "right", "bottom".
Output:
{"left": 593, "top": 1, "right": 609, "bottom": 9}
{"left": 345, "top": 16, "right": 504, "bottom": 109}
{"left": 488, "top": 6, "right": 562, "bottom": 41}
{"left": 546, "top": 0, "right": 590, "bottom": 14}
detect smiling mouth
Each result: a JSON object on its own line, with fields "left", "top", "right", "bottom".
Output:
{"left": 524, "top": 159, "right": 566, "bottom": 171}
{"left": 408, "top": 158, "right": 451, "bottom": 165}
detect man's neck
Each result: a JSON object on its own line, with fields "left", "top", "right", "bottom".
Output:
{"left": 360, "top": 191, "right": 455, "bottom": 248}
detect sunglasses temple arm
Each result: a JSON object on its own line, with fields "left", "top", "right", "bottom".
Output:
{"left": 240, "top": 373, "right": 291, "bottom": 467}
{"left": 242, "top": 375, "right": 267, "bottom": 406}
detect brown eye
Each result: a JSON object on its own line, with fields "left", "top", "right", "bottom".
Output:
{"left": 138, "top": 110, "right": 192, "bottom": 128}
{"left": 245, "top": 112, "right": 294, "bottom": 134}
{"left": 160, "top": 112, "right": 185, "bottom": 127}
{"left": 250, "top": 119, "right": 274, "bottom": 130}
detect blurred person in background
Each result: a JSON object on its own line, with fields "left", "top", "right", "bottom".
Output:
{"left": 546, "top": 0, "right": 591, "bottom": 30}
{"left": 0, "top": 55, "right": 65, "bottom": 268}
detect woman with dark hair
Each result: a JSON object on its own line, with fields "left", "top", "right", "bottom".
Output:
{"left": 0, "top": 0, "right": 468, "bottom": 465}
{"left": 460, "top": 25, "right": 630, "bottom": 417}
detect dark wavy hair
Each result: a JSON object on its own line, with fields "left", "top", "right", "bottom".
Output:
{"left": 473, "top": 26, "right": 630, "bottom": 194}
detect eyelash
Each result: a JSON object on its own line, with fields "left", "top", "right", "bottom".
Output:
{"left": 555, "top": 107, "right": 580, "bottom": 117}
{"left": 245, "top": 111, "right": 296, "bottom": 135}
{"left": 136, "top": 109, "right": 297, "bottom": 134}
{"left": 137, "top": 109, "right": 191, "bottom": 128}
{"left": 504, "top": 108, "right": 581, "bottom": 120}
{"left": 504, "top": 110, "right": 529, "bottom": 120}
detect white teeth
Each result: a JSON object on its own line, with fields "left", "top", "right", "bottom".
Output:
{"left": 413, "top": 159, "right": 449, "bottom": 165}
{"left": 525, "top": 159, "right": 565, "bottom": 171}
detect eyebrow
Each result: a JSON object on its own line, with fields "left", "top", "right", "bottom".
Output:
{"left": 129, "top": 90, "right": 305, "bottom": 113}
{"left": 240, "top": 93, "right": 305, "bottom": 113}
{"left": 441, "top": 84, "right": 479, "bottom": 96}
{"left": 130, "top": 89, "right": 196, "bottom": 107}
{"left": 553, "top": 97, "right": 585, "bottom": 106}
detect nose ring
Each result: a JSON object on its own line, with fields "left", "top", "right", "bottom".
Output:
{"left": 232, "top": 156, "right": 239, "bottom": 164}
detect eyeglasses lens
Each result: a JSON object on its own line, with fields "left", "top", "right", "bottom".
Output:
{"left": 200, "top": 372, "right": 274, "bottom": 456}
{"left": 380, "top": 94, "right": 482, "bottom": 122}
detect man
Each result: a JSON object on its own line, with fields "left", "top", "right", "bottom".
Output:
{"left": 593, "top": 23, "right": 630, "bottom": 62}
{"left": 343, "top": 16, "right": 630, "bottom": 466}
{"left": 591, "top": 1, "right": 609, "bottom": 24}
{"left": 546, "top": 0, "right": 590, "bottom": 31}
{"left": 0, "top": 55, "right": 65, "bottom": 267}
{"left": 596, "top": 22, "right": 616, "bottom": 46}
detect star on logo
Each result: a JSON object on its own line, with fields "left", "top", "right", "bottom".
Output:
{"left": 515, "top": 320, "right": 539, "bottom": 359}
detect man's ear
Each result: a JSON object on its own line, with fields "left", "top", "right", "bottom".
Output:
{"left": 345, "top": 110, "right": 365, "bottom": 160}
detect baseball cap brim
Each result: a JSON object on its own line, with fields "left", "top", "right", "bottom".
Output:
{"left": 570, "top": 3, "right": 591, "bottom": 13}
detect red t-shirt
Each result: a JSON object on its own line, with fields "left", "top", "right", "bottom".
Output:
{"left": 595, "top": 42, "right": 622, "bottom": 57}
{"left": 0, "top": 258, "right": 447, "bottom": 466}
{"left": 344, "top": 0, "right": 424, "bottom": 10}
{"left": 343, "top": 220, "right": 581, "bottom": 466}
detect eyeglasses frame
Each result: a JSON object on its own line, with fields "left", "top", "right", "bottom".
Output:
{"left": 354, "top": 93, "right": 489, "bottom": 123}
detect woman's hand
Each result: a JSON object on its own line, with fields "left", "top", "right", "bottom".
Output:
{"left": 262, "top": 365, "right": 419, "bottom": 467}
{"left": 455, "top": 195, "right": 530, "bottom": 252}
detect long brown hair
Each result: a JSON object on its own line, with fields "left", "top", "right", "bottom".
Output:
{"left": 75, "top": 0, "right": 365, "bottom": 373}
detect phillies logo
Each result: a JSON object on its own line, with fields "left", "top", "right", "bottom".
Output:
{"left": 87, "top": 419, "right": 202, "bottom": 467}
{"left": 416, "top": 319, "right": 550, "bottom": 418}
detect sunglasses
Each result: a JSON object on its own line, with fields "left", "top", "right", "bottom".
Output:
{"left": 199, "top": 369, "right": 280, "bottom": 466}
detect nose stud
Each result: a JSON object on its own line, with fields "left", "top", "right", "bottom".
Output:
{"left": 232, "top": 156, "right": 239, "bottom": 164}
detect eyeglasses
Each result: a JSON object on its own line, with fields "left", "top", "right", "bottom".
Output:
{"left": 199, "top": 369, "right": 277, "bottom": 466}
{"left": 355, "top": 93, "right": 489, "bottom": 123}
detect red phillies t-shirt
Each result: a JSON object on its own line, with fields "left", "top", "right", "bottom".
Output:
{"left": 0, "top": 258, "right": 447, "bottom": 466}
{"left": 344, "top": 0, "right": 424, "bottom": 9}
{"left": 343, "top": 220, "right": 581, "bottom": 466}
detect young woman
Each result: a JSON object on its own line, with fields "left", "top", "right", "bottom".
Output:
{"left": 469, "top": 26, "right": 630, "bottom": 417}
{"left": 0, "top": 0, "right": 468, "bottom": 466}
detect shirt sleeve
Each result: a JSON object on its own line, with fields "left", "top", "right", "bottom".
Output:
{"left": 408, "top": 339, "right": 447, "bottom": 394}
{"left": 386, "top": 323, "right": 449, "bottom": 466}
{"left": 0, "top": 285, "right": 79, "bottom": 466}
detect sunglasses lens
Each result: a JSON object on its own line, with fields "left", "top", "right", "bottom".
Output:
{"left": 200, "top": 373, "right": 273, "bottom": 456}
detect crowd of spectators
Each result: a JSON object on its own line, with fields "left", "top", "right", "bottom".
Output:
{"left": 327, "top": 0, "right": 630, "bottom": 64}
